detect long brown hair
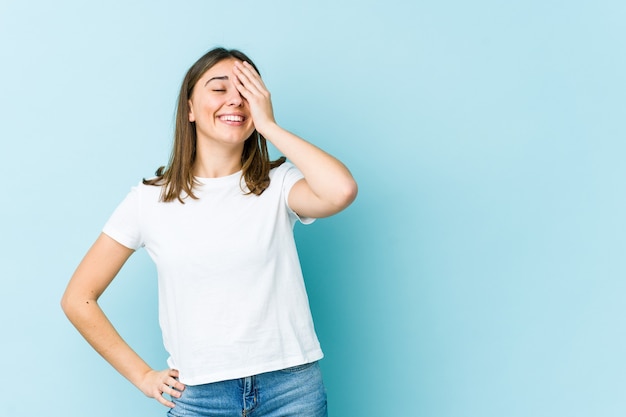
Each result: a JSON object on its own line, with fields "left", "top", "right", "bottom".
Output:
{"left": 144, "top": 47, "right": 285, "bottom": 202}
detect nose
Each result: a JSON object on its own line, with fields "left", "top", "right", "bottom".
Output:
{"left": 226, "top": 87, "right": 244, "bottom": 107}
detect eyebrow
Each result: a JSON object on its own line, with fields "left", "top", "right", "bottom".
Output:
{"left": 205, "top": 76, "right": 229, "bottom": 86}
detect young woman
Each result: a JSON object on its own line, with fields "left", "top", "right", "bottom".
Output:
{"left": 61, "top": 47, "right": 357, "bottom": 417}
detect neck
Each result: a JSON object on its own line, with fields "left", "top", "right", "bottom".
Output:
{"left": 193, "top": 140, "right": 244, "bottom": 178}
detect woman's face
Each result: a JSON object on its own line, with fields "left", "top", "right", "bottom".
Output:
{"left": 188, "top": 58, "right": 255, "bottom": 146}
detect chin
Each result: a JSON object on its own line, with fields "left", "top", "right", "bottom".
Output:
{"left": 224, "top": 134, "right": 253, "bottom": 145}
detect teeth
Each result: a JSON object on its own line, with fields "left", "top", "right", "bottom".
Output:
{"left": 220, "top": 115, "right": 244, "bottom": 122}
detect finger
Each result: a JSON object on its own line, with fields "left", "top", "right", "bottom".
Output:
{"left": 232, "top": 69, "right": 253, "bottom": 98}
{"left": 157, "top": 394, "right": 176, "bottom": 409}
{"left": 242, "top": 60, "right": 260, "bottom": 76}
{"left": 234, "top": 61, "right": 260, "bottom": 83}
{"left": 233, "top": 62, "right": 267, "bottom": 94}
{"left": 153, "top": 387, "right": 176, "bottom": 408}
{"left": 241, "top": 62, "right": 266, "bottom": 89}
{"left": 233, "top": 71, "right": 258, "bottom": 98}
{"left": 241, "top": 62, "right": 269, "bottom": 93}
{"left": 164, "top": 380, "right": 185, "bottom": 396}
{"left": 160, "top": 378, "right": 184, "bottom": 395}
{"left": 233, "top": 62, "right": 268, "bottom": 97}
{"left": 161, "top": 382, "right": 183, "bottom": 399}
{"left": 232, "top": 70, "right": 249, "bottom": 94}
{"left": 233, "top": 77, "right": 257, "bottom": 106}
{"left": 168, "top": 379, "right": 186, "bottom": 392}
{"left": 234, "top": 74, "right": 269, "bottom": 108}
{"left": 166, "top": 369, "right": 185, "bottom": 391}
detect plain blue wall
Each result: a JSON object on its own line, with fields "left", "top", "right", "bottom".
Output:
{"left": 1, "top": 0, "right": 625, "bottom": 416}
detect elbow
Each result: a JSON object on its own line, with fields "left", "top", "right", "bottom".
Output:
{"left": 333, "top": 178, "right": 358, "bottom": 211}
{"left": 60, "top": 291, "right": 73, "bottom": 317}
{"left": 60, "top": 290, "right": 87, "bottom": 320}
{"left": 345, "top": 179, "right": 359, "bottom": 206}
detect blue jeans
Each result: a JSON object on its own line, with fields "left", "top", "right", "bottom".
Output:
{"left": 167, "top": 361, "right": 327, "bottom": 417}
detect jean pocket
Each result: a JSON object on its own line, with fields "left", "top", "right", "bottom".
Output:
{"left": 280, "top": 361, "right": 317, "bottom": 373}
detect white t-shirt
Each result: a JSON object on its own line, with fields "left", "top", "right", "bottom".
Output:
{"left": 103, "top": 162, "right": 323, "bottom": 385}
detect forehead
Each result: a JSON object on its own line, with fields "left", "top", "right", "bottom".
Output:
{"left": 199, "top": 58, "right": 239, "bottom": 81}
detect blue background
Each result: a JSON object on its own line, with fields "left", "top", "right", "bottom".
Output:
{"left": 1, "top": 0, "right": 625, "bottom": 416}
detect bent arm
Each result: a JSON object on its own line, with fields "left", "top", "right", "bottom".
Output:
{"left": 233, "top": 61, "right": 358, "bottom": 218}
{"left": 263, "top": 123, "right": 358, "bottom": 218}
{"left": 61, "top": 233, "right": 184, "bottom": 407}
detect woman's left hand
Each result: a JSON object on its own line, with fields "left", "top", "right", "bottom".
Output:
{"left": 233, "top": 61, "right": 277, "bottom": 135}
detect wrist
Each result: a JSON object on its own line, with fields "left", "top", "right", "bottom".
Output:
{"left": 130, "top": 365, "right": 155, "bottom": 392}
{"left": 256, "top": 121, "right": 281, "bottom": 139}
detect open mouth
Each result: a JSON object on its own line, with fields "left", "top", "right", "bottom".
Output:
{"left": 218, "top": 115, "right": 245, "bottom": 122}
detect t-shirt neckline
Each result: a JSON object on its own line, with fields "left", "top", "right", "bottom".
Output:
{"left": 194, "top": 170, "right": 243, "bottom": 185}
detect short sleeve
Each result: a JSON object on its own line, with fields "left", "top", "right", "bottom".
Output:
{"left": 102, "top": 185, "right": 144, "bottom": 250}
{"left": 280, "top": 162, "right": 315, "bottom": 225}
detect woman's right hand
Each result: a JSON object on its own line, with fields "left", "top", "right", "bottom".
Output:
{"left": 139, "top": 368, "right": 186, "bottom": 408}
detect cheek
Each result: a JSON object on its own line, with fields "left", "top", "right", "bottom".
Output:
{"left": 201, "top": 97, "right": 223, "bottom": 113}
{"left": 189, "top": 98, "right": 220, "bottom": 122}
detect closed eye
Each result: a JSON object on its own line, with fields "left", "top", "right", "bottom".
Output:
{"left": 212, "top": 89, "right": 226, "bottom": 92}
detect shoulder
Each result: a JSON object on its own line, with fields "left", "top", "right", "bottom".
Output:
{"left": 270, "top": 160, "right": 293, "bottom": 176}
{"left": 270, "top": 161, "right": 302, "bottom": 182}
{"left": 136, "top": 179, "right": 163, "bottom": 193}
{"left": 117, "top": 179, "right": 164, "bottom": 205}
{"left": 269, "top": 161, "right": 305, "bottom": 193}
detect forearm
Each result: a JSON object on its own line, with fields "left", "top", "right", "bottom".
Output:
{"left": 62, "top": 297, "right": 151, "bottom": 389}
{"left": 260, "top": 122, "right": 357, "bottom": 207}
{"left": 233, "top": 60, "right": 357, "bottom": 214}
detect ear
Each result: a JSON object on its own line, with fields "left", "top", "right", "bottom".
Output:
{"left": 188, "top": 99, "right": 195, "bottom": 122}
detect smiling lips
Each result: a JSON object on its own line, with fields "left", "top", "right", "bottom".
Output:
{"left": 218, "top": 114, "right": 246, "bottom": 124}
